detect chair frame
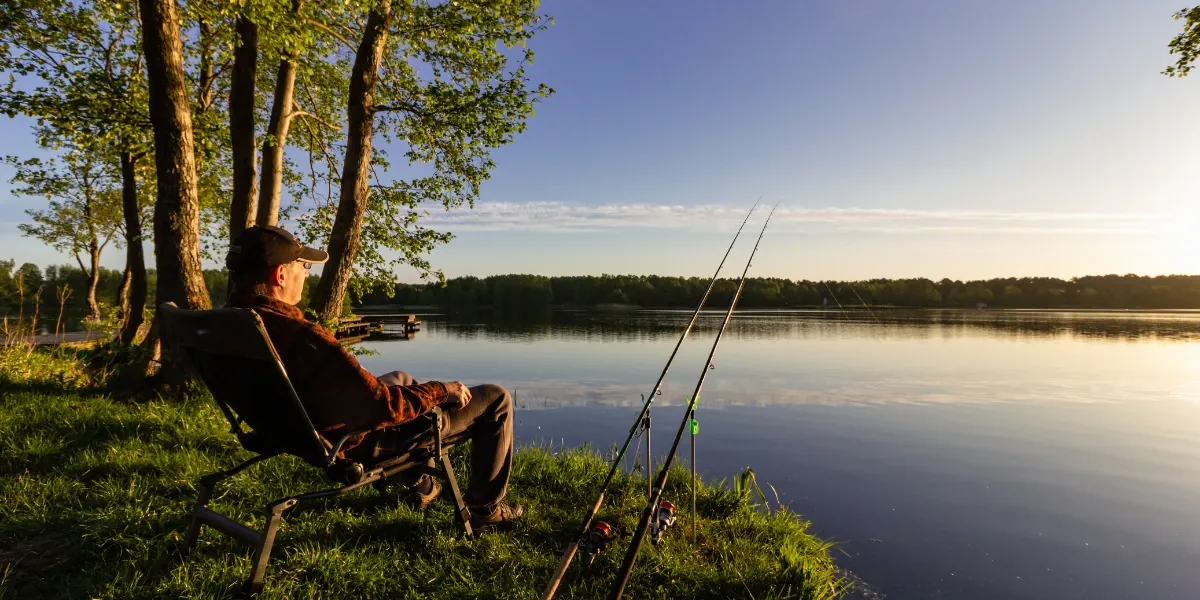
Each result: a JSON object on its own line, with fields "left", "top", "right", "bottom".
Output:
{"left": 160, "top": 303, "right": 473, "bottom": 597}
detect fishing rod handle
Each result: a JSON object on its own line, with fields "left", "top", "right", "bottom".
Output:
{"left": 579, "top": 492, "right": 605, "bottom": 531}
{"left": 541, "top": 540, "right": 580, "bottom": 600}
{"left": 606, "top": 491, "right": 661, "bottom": 600}
{"left": 542, "top": 491, "right": 606, "bottom": 600}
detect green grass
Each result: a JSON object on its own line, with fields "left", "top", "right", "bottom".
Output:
{"left": 0, "top": 344, "right": 95, "bottom": 391}
{"left": 0, "top": 381, "right": 846, "bottom": 598}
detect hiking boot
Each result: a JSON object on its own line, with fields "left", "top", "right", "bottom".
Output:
{"left": 469, "top": 502, "right": 526, "bottom": 531}
{"left": 404, "top": 476, "right": 441, "bottom": 511}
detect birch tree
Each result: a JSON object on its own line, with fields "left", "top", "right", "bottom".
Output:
{"left": 0, "top": 0, "right": 154, "bottom": 342}
{"left": 9, "top": 149, "right": 122, "bottom": 321}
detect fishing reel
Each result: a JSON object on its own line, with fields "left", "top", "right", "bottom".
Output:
{"left": 581, "top": 521, "right": 619, "bottom": 568}
{"left": 650, "top": 500, "right": 677, "bottom": 545}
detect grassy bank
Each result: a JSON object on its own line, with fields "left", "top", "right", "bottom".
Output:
{"left": 0, "top": 351, "right": 846, "bottom": 599}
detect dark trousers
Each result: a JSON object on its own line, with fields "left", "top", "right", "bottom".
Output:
{"left": 353, "top": 371, "right": 514, "bottom": 510}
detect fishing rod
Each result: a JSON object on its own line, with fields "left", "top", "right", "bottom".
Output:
{"left": 539, "top": 198, "right": 761, "bottom": 600}
{"left": 690, "top": 394, "right": 697, "bottom": 544}
{"left": 607, "top": 203, "right": 779, "bottom": 600}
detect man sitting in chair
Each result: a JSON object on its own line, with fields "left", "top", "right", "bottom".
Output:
{"left": 225, "top": 225, "right": 524, "bottom": 530}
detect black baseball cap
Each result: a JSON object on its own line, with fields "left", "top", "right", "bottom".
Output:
{"left": 226, "top": 225, "right": 329, "bottom": 271}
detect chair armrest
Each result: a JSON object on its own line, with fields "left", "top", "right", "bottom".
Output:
{"left": 325, "top": 408, "right": 446, "bottom": 467}
{"left": 428, "top": 407, "right": 450, "bottom": 441}
{"left": 324, "top": 429, "right": 372, "bottom": 467}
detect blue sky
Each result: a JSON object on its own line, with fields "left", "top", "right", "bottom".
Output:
{"left": 2, "top": 0, "right": 1197, "bottom": 281}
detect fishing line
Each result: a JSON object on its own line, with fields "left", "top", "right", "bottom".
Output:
{"left": 607, "top": 203, "right": 780, "bottom": 600}
{"left": 846, "top": 281, "right": 883, "bottom": 325}
{"left": 539, "top": 197, "right": 762, "bottom": 600}
{"left": 822, "top": 281, "right": 852, "bottom": 321}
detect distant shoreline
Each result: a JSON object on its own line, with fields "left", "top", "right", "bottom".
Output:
{"left": 355, "top": 273, "right": 1200, "bottom": 313}
{"left": 355, "top": 304, "right": 1200, "bottom": 315}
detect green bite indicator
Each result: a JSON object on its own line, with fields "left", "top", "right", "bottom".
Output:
{"left": 688, "top": 394, "right": 700, "bottom": 434}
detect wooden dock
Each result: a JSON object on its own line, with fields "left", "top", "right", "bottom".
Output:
{"left": 3, "top": 316, "right": 420, "bottom": 347}
{"left": 358, "top": 313, "right": 422, "bottom": 331}
{"left": 334, "top": 314, "right": 421, "bottom": 342}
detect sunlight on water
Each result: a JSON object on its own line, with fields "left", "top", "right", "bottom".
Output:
{"left": 357, "top": 309, "right": 1200, "bottom": 409}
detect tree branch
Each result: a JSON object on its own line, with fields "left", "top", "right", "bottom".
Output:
{"left": 291, "top": 108, "right": 338, "bottom": 130}
{"left": 304, "top": 18, "right": 357, "bottom": 51}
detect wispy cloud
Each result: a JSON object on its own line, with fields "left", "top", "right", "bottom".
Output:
{"left": 418, "top": 202, "right": 1164, "bottom": 235}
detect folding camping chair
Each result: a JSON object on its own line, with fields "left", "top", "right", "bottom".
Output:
{"left": 159, "top": 302, "right": 473, "bottom": 597}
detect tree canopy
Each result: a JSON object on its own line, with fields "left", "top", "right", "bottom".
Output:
{"left": 8, "top": 147, "right": 123, "bottom": 320}
{"left": 1166, "top": 6, "right": 1200, "bottom": 77}
{"left": 1, "top": 0, "right": 555, "bottom": 341}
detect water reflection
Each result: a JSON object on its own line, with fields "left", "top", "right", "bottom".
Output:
{"left": 513, "top": 401, "right": 1200, "bottom": 600}
{"left": 414, "top": 309, "right": 1200, "bottom": 343}
{"left": 355, "top": 309, "right": 1200, "bottom": 413}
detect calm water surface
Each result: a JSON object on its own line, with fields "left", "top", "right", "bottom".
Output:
{"left": 355, "top": 309, "right": 1200, "bottom": 600}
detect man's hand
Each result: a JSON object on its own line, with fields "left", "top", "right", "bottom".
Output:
{"left": 442, "top": 381, "right": 472, "bottom": 410}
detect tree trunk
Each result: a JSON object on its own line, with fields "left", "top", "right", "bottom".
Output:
{"left": 118, "top": 150, "right": 147, "bottom": 346}
{"left": 86, "top": 243, "right": 101, "bottom": 321}
{"left": 117, "top": 264, "right": 132, "bottom": 320}
{"left": 256, "top": 0, "right": 303, "bottom": 227}
{"left": 79, "top": 165, "right": 103, "bottom": 322}
{"left": 197, "top": 20, "right": 216, "bottom": 113}
{"left": 229, "top": 15, "right": 259, "bottom": 240}
{"left": 310, "top": 1, "right": 391, "bottom": 323}
{"left": 254, "top": 58, "right": 295, "bottom": 227}
{"left": 138, "top": 0, "right": 211, "bottom": 314}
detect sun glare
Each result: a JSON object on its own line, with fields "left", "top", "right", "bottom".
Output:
{"left": 1152, "top": 206, "right": 1200, "bottom": 274}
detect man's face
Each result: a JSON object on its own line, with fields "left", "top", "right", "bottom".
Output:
{"left": 277, "top": 260, "right": 310, "bottom": 305}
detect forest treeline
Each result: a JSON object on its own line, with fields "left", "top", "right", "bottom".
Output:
{"left": 0, "top": 260, "right": 292, "bottom": 316}
{"left": 5, "top": 261, "right": 1199, "bottom": 317}
{"left": 358, "top": 272, "right": 1200, "bottom": 310}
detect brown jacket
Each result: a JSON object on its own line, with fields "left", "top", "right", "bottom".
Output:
{"left": 227, "top": 293, "right": 447, "bottom": 452}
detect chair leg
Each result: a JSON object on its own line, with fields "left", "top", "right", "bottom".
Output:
{"left": 181, "top": 483, "right": 214, "bottom": 560}
{"left": 184, "top": 454, "right": 277, "bottom": 562}
{"left": 429, "top": 407, "right": 473, "bottom": 539}
{"left": 242, "top": 499, "right": 295, "bottom": 597}
{"left": 440, "top": 454, "right": 474, "bottom": 539}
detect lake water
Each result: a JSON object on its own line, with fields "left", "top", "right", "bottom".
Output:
{"left": 354, "top": 308, "right": 1200, "bottom": 600}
